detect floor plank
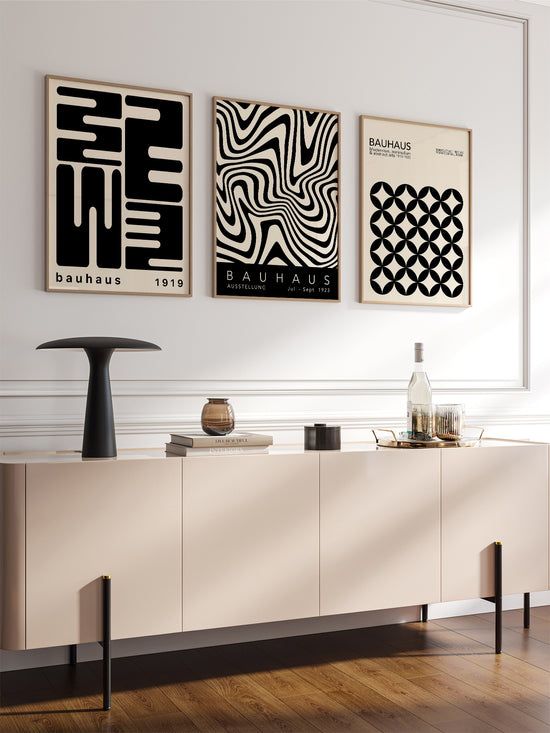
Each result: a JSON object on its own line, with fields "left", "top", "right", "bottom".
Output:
{"left": 178, "top": 650, "right": 319, "bottom": 733}
{"left": 0, "top": 667, "right": 87, "bottom": 733}
{"left": 436, "top": 611, "right": 550, "bottom": 646}
{"left": 418, "top": 652, "right": 550, "bottom": 724}
{"left": 191, "top": 642, "right": 320, "bottom": 701}
{"left": 532, "top": 606, "right": 550, "bottom": 622}
{"left": 466, "top": 652, "right": 550, "bottom": 698}
{"left": 435, "top": 621, "right": 550, "bottom": 671}
{"left": 412, "top": 672, "right": 549, "bottom": 733}
{"left": 276, "top": 659, "right": 440, "bottom": 732}
{"left": 44, "top": 661, "right": 137, "bottom": 732}
{"left": 332, "top": 657, "right": 502, "bottom": 732}
{"left": 202, "top": 680, "right": 318, "bottom": 733}
{"left": 282, "top": 691, "right": 380, "bottom": 732}
{"left": 1, "top": 609, "right": 549, "bottom": 732}
{"left": 161, "top": 677, "right": 259, "bottom": 733}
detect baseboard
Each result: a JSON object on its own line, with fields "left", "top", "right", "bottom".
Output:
{"left": 3, "top": 592, "right": 548, "bottom": 672}
{"left": 427, "top": 590, "right": 550, "bottom": 619}
{"left": 1, "top": 606, "right": 417, "bottom": 672}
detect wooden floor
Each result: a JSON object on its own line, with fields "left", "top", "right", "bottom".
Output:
{"left": 1, "top": 608, "right": 549, "bottom": 732}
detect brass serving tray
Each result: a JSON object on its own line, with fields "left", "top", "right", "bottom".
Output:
{"left": 372, "top": 427, "right": 484, "bottom": 449}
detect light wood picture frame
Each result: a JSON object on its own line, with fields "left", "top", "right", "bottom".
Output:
{"left": 46, "top": 75, "right": 193, "bottom": 296}
{"left": 360, "top": 115, "right": 471, "bottom": 307}
{"left": 213, "top": 96, "right": 341, "bottom": 301}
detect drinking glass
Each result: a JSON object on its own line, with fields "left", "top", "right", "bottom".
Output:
{"left": 435, "top": 404, "right": 464, "bottom": 441}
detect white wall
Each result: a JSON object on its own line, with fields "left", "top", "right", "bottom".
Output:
{"left": 3, "top": 0, "right": 550, "bottom": 450}
{"left": 1, "top": 0, "right": 549, "bottom": 668}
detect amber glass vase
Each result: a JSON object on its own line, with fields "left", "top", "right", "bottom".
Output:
{"left": 201, "top": 398, "right": 235, "bottom": 436}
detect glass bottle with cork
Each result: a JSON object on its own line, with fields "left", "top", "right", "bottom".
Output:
{"left": 407, "top": 342, "right": 433, "bottom": 439}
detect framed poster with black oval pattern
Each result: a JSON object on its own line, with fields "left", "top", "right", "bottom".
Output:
{"left": 214, "top": 97, "right": 340, "bottom": 301}
{"left": 360, "top": 115, "right": 471, "bottom": 307}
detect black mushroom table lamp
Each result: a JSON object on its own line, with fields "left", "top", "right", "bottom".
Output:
{"left": 36, "top": 337, "right": 161, "bottom": 459}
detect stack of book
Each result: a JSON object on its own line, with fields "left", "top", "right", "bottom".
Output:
{"left": 165, "top": 431, "right": 273, "bottom": 456}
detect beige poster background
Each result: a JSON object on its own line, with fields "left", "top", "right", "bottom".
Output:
{"left": 361, "top": 116, "right": 470, "bottom": 306}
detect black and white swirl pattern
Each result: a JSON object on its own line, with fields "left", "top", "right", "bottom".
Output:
{"left": 215, "top": 99, "right": 339, "bottom": 268}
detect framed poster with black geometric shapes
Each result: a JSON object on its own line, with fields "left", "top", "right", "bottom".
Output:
{"left": 214, "top": 97, "right": 340, "bottom": 301}
{"left": 360, "top": 115, "right": 471, "bottom": 307}
{"left": 46, "top": 76, "right": 192, "bottom": 296}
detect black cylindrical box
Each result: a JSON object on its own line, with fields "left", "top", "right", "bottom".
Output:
{"left": 304, "top": 423, "right": 341, "bottom": 451}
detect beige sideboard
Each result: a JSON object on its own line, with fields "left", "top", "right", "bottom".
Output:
{"left": 1, "top": 440, "right": 549, "bottom": 710}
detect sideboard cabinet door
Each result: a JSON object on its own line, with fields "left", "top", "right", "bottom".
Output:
{"left": 320, "top": 450, "right": 440, "bottom": 616}
{"left": 26, "top": 459, "right": 182, "bottom": 649}
{"left": 441, "top": 445, "right": 548, "bottom": 602}
{"left": 183, "top": 454, "right": 319, "bottom": 631}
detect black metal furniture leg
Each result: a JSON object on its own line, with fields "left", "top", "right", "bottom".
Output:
{"left": 494, "top": 541, "right": 502, "bottom": 654}
{"left": 102, "top": 575, "right": 111, "bottom": 711}
{"left": 69, "top": 644, "right": 77, "bottom": 666}
{"left": 421, "top": 604, "right": 428, "bottom": 623}
{"left": 524, "top": 592, "right": 530, "bottom": 629}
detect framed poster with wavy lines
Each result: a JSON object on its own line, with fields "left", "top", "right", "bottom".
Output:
{"left": 360, "top": 115, "right": 471, "bottom": 307}
{"left": 214, "top": 97, "right": 340, "bottom": 301}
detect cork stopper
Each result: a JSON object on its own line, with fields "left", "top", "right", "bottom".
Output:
{"left": 414, "top": 342, "right": 424, "bottom": 363}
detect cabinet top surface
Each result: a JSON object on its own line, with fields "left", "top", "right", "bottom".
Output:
{"left": 0, "top": 439, "right": 546, "bottom": 464}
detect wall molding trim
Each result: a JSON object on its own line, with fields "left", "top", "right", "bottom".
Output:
{"left": 0, "top": 377, "right": 528, "bottom": 399}
{"left": 407, "top": 0, "right": 529, "bottom": 24}
{"left": 1, "top": 411, "right": 549, "bottom": 439}
{"left": 0, "top": 2, "right": 532, "bottom": 401}
{"left": 398, "top": 0, "right": 532, "bottom": 391}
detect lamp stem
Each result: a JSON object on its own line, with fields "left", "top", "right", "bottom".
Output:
{"left": 82, "top": 347, "right": 116, "bottom": 458}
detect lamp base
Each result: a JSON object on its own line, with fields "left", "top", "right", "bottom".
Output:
{"left": 82, "top": 347, "right": 116, "bottom": 458}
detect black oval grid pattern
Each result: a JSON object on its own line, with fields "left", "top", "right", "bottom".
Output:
{"left": 369, "top": 181, "right": 464, "bottom": 298}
